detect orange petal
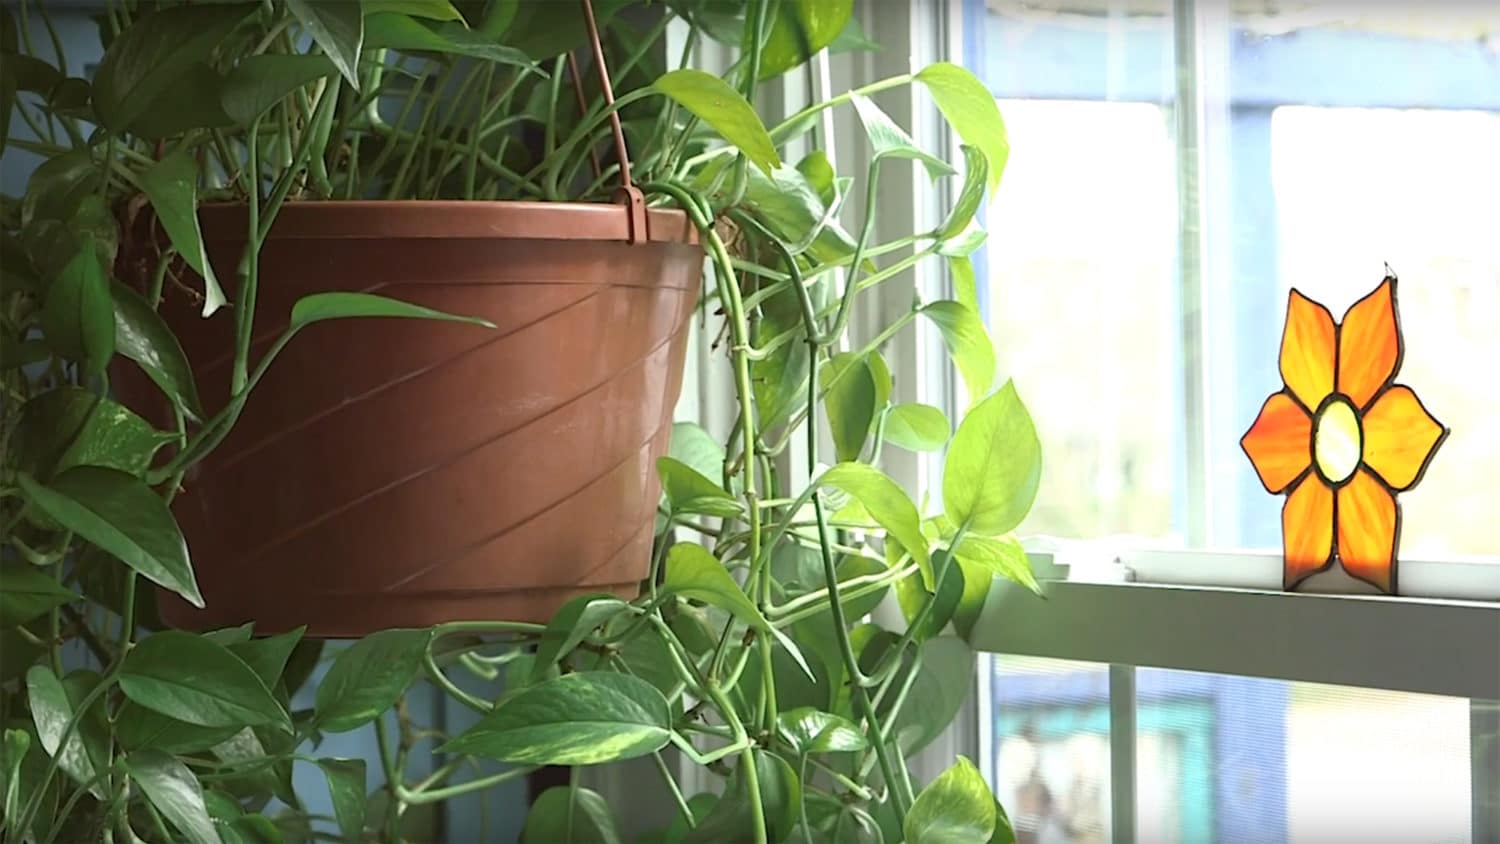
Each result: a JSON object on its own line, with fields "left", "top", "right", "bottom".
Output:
{"left": 1362, "top": 385, "right": 1447, "bottom": 491}
{"left": 1241, "top": 391, "right": 1313, "bottom": 494}
{"left": 1279, "top": 289, "right": 1336, "bottom": 410}
{"left": 1337, "top": 277, "right": 1402, "bottom": 410}
{"left": 1282, "top": 476, "right": 1333, "bottom": 590}
{"left": 1337, "top": 468, "right": 1399, "bottom": 594}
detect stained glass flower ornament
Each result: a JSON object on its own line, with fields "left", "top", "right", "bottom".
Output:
{"left": 1240, "top": 274, "right": 1448, "bottom": 594}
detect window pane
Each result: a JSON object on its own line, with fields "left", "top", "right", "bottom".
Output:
{"left": 988, "top": 656, "right": 1113, "bottom": 843}
{"left": 1133, "top": 669, "right": 1471, "bottom": 843}
{"left": 978, "top": 6, "right": 1181, "bottom": 542}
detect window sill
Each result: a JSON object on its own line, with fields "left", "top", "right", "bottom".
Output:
{"left": 970, "top": 553, "right": 1500, "bottom": 700}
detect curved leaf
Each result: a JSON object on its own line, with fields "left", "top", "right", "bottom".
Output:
{"left": 26, "top": 666, "right": 101, "bottom": 796}
{"left": 655, "top": 69, "right": 780, "bottom": 176}
{"left": 222, "top": 53, "right": 336, "bottom": 126}
{"left": 757, "top": 0, "right": 852, "bottom": 80}
{"left": 291, "top": 291, "right": 495, "bottom": 329}
{"left": 662, "top": 542, "right": 768, "bottom": 631}
{"left": 954, "top": 534, "right": 1038, "bottom": 594}
{"left": 93, "top": 3, "right": 252, "bottom": 134}
{"left": 229, "top": 627, "right": 306, "bottom": 688}
{"left": 817, "top": 463, "right": 931, "bottom": 588}
{"left": 0, "top": 564, "right": 79, "bottom": 628}
{"left": 684, "top": 750, "right": 800, "bottom": 844}
{"left": 885, "top": 402, "right": 951, "bottom": 452}
{"left": 521, "top": 786, "right": 622, "bottom": 844}
{"left": 316, "top": 758, "right": 367, "bottom": 842}
{"left": 918, "top": 62, "right": 1009, "bottom": 193}
{"left": 112, "top": 282, "right": 204, "bottom": 420}
{"left": 889, "top": 637, "right": 974, "bottom": 755}
{"left": 668, "top": 421, "right": 726, "bottom": 485}
{"left": 776, "top": 707, "right": 867, "bottom": 755}
{"left": 943, "top": 381, "right": 1041, "bottom": 536}
{"left": 17, "top": 467, "right": 200, "bottom": 607}
{"left": 11, "top": 387, "right": 172, "bottom": 480}
{"left": 315, "top": 628, "right": 433, "bottom": 733}
{"left": 905, "top": 756, "right": 995, "bottom": 844}
{"left": 366, "top": 13, "right": 537, "bottom": 67}
{"left": 823, "top": 352, "right": 878, "bottom": 463}
{"left": 658, "top": 457, "right": 742, "bottom": 519}
{"left": 950, "top": 256, "right": 979, "bottom": 314}
{"left": 531, "top": 594, "right": 629, "bottom": 681}
{"left": 286, "top": 0, "right": 363, "bottom": 89}
{"left": 442, "top": 672, "right": 671, "bottom": 766}
{"left": 941, "top": 145, "right": 989, "bottom": 240}
{"left": 120, "top": 632, "right": 287, "bottom": 729}
{"left": 126, "top": 750, "right": 222, "bottom": 844}
{"left": 923, "top": 300, "right": 995, "bottom": 410}
{"left": 363, "top": 0, "right": 465, "bottom": 21}
{"left": 141, "top": 153, "right": 221, "bottom": 317}
{"left": 41, "top": 239, "right": 114, "bottom": 374}
{"left": 849, "top": 92, "right": 953, "bottom": 179}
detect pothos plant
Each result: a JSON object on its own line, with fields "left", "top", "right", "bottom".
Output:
{"left": 0, "top": 0, "right": 1043, "bottom": 841}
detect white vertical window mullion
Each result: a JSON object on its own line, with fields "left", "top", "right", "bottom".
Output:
{"left": 1108, "top": 664, "right": 1138, "bottom": 844}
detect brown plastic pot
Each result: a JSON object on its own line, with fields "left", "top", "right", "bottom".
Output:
{"left": 115, "top": 201, "right": 701, "bottom": 636}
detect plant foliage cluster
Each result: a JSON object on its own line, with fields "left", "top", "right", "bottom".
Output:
{"left": 0, "top": 0, "right": 1042, "bottom": 841}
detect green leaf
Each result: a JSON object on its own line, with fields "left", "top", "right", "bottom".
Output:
{"left": 822, "top": 352, "right": 878, "bottom": 463}
{"left": 905, "top": 757, "right": 995, "bottom": 844}
{"left": 286, "top": 0, "right": 363, "bottom": 90}
{"left": 17, "top": 467, "right": 201, "bottom": 607}
{"left": 41, "top": 240, "right": 114, "bottom": 375}
{"left": 116, "top": 704, "right": 240, "bottom": 755}
{"left": 291, "top": 291, "right": 494, "bottom": 330}
{"left": 1, "top": 730, "right": 30, "bottom": 831}
{"left": 943, "top": 381, "right": 1041, "bottom": 536}
{"left": 0, "top": 65, "right": 16, "bottom": 158}
{"left": 796, "top": 150, "right": 837, "bottom": 206}
{"left": 685, "top": 750, "right": 801, "bottom": 844}
{"left": 954, "top": 534, "right": 1039, "bottom": 595}
{"left": 661, "top": 543, "right": 768, "bottom": 631}
{"left": 655, "top": 69, "right": 780, "bottom": 176}
{"left": 895, "top": 551, "right": 966, "bottom": 643}
{"left": 757, "top": 0, "right": 852, "bottom": 80}
{"left": 11, "top": 387, "right": 173, "bottom": 480}
{"left": 890, "top": 637, "right": 974, "bottom": 754}
{"left": 25, "top": 666, "right": 100, "bottom": 796}
{"left": 120, "top": 631, "right": 288, "bottom": 729}
{"left": 0, "top": 564, "right": 79, "bottom": 628}
{"left": 221, "top": 53, "right": 336, "bottom": 126}
{"left": 365, "top": 13, "right": 537, "bottom": 67}
{"left": 3, "top": 53, "right": 63, "bottom": 95}
{"left": 531, "top": 594, "right": 628, "bottom": 681}
{"left": 315, "top": 629, "right": 432, "bottom": 733}
{"left": 849, "top": 93, "right": 953, "bottom": 179}
{"left": 923, "top": 301, "right": 995, "bottom": 409}
{"left": 521, "top": 786, "right": 622, "bottom": 844}
{"left": 363, "top": 0, "right": 465, "bottom": 21}
{"left": 668, "top": 422, "right": 725, "bottom": 486}
{"left": 128, "top": 62, "right": 233, "bottom": 138}
{"left": 141, "top": 151, "right": 227, "bottom": 316}
{"left": 442, "top": 672, "right": 671, "bottom": 766}
{"left": 989, "top": 798, "right": 1017, "bottom": 844}
{"left": 228, "top": 627, "right": 306, "bottom": 689}
{"left": 112, "top": 282, "right": 205, "bottom": 420}
{"left": 739, "top": 164, "right": 859, "bottom": 268}
{"left": 93, "top": 3, "right": 252, "bottom": 134}
{"left": 950, "top": 256, "right": 979, "bottom": 314}
{"left": 938, "top": 220, "right": 988, "bottom": 259}
{"left": 126, "top": 750, "right": 223, "bottom": 844}
{"left": 942, "top": 146, "right": 989, "bottom": 241}
{"left": 918, "top": 63, "right": 1009, "bottom": 194}
{"left": 817, "top": 463, "right": 931, "bottom": 589}
{"left": 658, "top": 457, "right": 742, "bottom": 519}
{"left": 316, "top": 758, "right": 366, "bottom": 842}
{"left": 885, "top": 403, "right": 951, "bottom": 452}
{"left": 776, "top": 708, "right": 867, "bottom": 755}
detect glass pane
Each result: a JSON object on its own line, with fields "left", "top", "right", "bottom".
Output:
{"left": 978, "top": 4, "right": 1181, "bottom": 542}
{"left": 988, "top": 656, "right": 1113, "bottom": 843}
{"left": 1133, "top": 668, "right": 1472, "bottom": 843}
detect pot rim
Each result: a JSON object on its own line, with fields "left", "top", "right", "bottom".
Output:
{"left": 198, "top": 199, "right": 699, "bottom": 245}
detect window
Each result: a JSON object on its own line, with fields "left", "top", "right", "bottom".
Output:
{"left": 960, "top": 2, "right": 1500, "bottom": 841}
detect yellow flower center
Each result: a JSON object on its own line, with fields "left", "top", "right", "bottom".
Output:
{"left": 1313, "top": 396, "right": 1362, "bottom": 484}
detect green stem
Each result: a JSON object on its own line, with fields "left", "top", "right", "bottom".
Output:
{"left": 652, "top": 751, "right": 696, "bottom": 830}
{"left": 397, "top": 765, "right": 533, "bottom": 805}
